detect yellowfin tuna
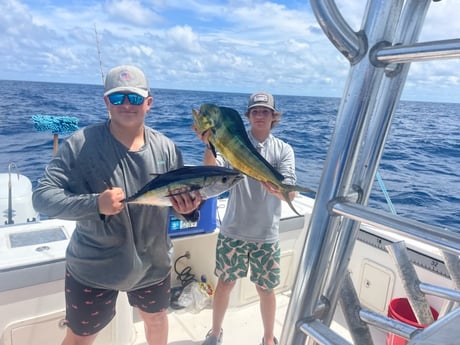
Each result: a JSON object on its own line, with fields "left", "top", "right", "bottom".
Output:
{"left": 124, "top": 166, "right": 243, "bottom": 206}
{"left": 192, "top": 104, "right": 315, "bottom": 216}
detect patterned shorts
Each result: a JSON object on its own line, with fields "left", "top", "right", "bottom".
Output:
{"left": 63, "top": 270, "right": 170, "bottom": 336}
{"left": 215, "top": 233, "right": 280, "bottom": 290}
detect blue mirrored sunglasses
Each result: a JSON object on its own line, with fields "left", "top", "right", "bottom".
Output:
{"left": 108, "top": 93, "right": 145, "bottom": 105}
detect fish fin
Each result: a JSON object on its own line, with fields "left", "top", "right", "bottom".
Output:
{"left": 208, "top": 142, "right": 217, "bottom": 157}
{"left": 200, "top": 128, "right": 217, "bottom": 158}
{"left": 280, "top": 183, "right": 317, "bottom": 216}
{"left": 284, "top": 194, "right": 302, "bottom": 216}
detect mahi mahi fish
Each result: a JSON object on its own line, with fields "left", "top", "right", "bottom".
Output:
{"left": 123, "top": 165, "right": 243, "bottom": 206}
{"left": 192, "top": 103, "right": 315, "bottom": 216}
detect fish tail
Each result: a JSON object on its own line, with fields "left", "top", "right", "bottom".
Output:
{"left": 281, "top": 183, "right": 316, "bottom": 216}
{"left": 282, "top": 191, "right": 302, "bottom": 216}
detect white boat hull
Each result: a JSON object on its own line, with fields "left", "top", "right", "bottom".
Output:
{"left": 1, "top": 193, "right": 454, "bottom": 345}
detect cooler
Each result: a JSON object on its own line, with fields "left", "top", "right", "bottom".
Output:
{"left": 168, "top": 197, "right": 217, "bottom": 237}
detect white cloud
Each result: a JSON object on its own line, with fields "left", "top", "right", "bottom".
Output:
{"left": 165, "top": 25, "right": 201, "bottom": 53}
{"left": 105, "top": 0, "right": 163, "bottom": 26}
{"left": 1, "top": 0, "right": 459, "bottom": 102}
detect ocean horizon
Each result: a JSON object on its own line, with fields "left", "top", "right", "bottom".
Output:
{"left": 0, "top": 79, "right": 459, "bottom": 231}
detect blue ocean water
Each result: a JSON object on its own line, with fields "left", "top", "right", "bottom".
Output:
{"left": 0, "top": 80, "right": 458, "bottom": 231}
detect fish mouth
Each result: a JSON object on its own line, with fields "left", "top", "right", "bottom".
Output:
{"left": 192, "top": 110, "right": 214, "bottom": 134}
{"left": 192, "top": 109, "right": 205, "bottom": 129}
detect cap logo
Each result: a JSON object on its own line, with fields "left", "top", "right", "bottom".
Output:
{"left": 253, "top": 94, "right": 269, "bottom": 103}
{"left": 119, "top": 71, "right": 132, "bottom": 81}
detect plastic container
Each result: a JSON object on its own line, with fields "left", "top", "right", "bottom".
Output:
{"left": 386, "top": 297, "right": 438, "bottom": 345}
{"left": 168, "top": 197, "right": 217, "bottom": 237}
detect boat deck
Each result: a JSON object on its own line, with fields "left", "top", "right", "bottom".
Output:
{"left": 167, "top": 291, "right": 289, "bottom": 345}
{"left": 133, "top": 291, "right": 350, "bottom": 345}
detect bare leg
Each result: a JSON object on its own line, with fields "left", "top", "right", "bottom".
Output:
{"left": 61, "top": 328, "right": 99, "bottom": 345}
{"left": 137, "top": 308, "right": 169, "bottom": 345}
{"left": 256, "top": 285, "right": 276, "bottom": 345}
{"left": 209, "top": 278, "right": 236, "bottom": 337}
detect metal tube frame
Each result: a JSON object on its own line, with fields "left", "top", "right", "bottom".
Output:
{"left": 280, "top": 0, "right": 460, "bottom": 344}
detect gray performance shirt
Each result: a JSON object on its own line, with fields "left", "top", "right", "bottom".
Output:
{"left": 32, "top": 121, "right": 184, "bottom": 291}
{"left": 217, "top": 131, "right": 297, "bottom": 243}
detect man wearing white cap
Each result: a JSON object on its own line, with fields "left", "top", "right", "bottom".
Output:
{"left": 33, "top": 65, "right": 202, "bottom": 345}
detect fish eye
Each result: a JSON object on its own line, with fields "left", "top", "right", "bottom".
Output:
{"left": 221, "top": 177, "right": 228, "bottom": 183}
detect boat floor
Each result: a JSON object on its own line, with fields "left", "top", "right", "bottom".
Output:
{"left": 133, "top": 290, "right": 351, "bottom": 345}
{"left": 132, "top": 290, "right": 291, "bottom": 345}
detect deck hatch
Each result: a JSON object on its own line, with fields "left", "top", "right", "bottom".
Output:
{"left": 9, "top": 227, "right": 67, "bottom": 248}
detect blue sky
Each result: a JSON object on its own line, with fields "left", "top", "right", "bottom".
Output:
{"left": 1, "top": 0, "right": 459, "bottom": 102}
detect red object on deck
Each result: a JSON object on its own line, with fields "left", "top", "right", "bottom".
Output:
{"left": 386, "top": 297, "right": 438, "bottom": 345}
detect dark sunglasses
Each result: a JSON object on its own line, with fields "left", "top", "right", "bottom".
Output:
{"left": 108, "top": 93, "right": 145, "bottom": 105}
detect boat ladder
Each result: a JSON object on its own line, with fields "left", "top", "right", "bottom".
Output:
{"left": 281, "top": 1, "right": 460, "bottom": 344}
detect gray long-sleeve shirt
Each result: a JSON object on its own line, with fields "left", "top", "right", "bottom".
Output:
{"left": 218, "top": 131, "right": 297, "bottom": 242}
{"left": 32, "top": 121, "right": 184, "bottom": 291}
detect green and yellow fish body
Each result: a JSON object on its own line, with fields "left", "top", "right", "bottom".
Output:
{"left": 193, "top": 104, "right": 315, "bottom": 215}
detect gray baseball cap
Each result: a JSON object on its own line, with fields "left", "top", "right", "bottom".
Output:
{"left": 247, "top": 92, "right": 276, "bottom": 111}
{"left": 104, "top": 65, "right": 150, "bottom": 97}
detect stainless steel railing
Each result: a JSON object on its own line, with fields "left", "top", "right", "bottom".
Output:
{"left": 281, "top": 1, "right": 460, "bottom": 344}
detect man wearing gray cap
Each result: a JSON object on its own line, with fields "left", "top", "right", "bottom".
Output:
{"left": 33, "top": 65, "right": 202, "bottom": 345}
{"left": 198, "top": 92, "right": 297, "bottom": 345}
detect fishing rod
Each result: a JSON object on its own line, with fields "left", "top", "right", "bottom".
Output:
{"left": 94, "top": 23, "right": 105, "bottom": 85}
{"left": 31, "top": 28, "right": 109, "bottom": 152}
{"left": 94, "top": 23, "right": 111, "bottom": 118}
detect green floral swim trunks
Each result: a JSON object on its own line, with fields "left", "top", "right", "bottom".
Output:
{"left": 214, "top": 232, "right": 280, "bottom": 290}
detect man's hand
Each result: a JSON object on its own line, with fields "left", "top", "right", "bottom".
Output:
{"left": 98, "top": 187, "right": 126, "bottom": 215}
{"left": 191, "top": 125, "right": 212, "bottom": 146}
{"left": 169, "top": 190, "right": 203, "bottom": 214}
{"left": 261, "top": 181, "right": 296, "bottom": 202}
